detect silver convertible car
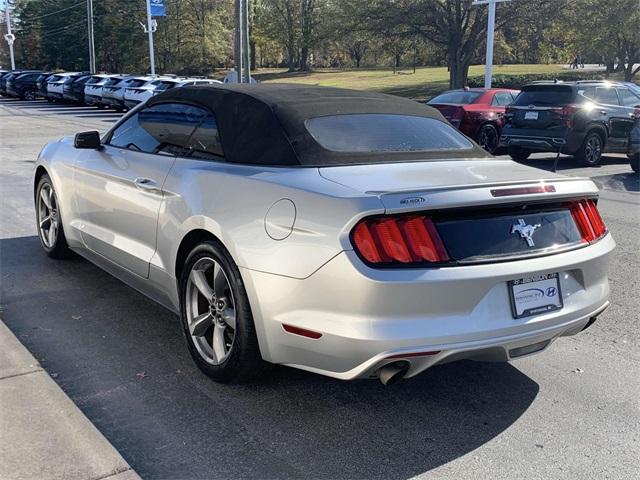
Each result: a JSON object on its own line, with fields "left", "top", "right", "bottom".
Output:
{"left": 33, "top": 85, "right": 614, "bottom": 385}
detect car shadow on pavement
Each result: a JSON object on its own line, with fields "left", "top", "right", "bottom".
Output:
{"left": 590, "top": 172, "right": 640, "bottom": 192}
{"left": 1, "top": 236, "right": 539, "bottom": 480}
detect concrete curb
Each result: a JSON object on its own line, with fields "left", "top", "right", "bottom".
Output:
{"left": 0, "top": 319, "right": 141, "bottom": 480}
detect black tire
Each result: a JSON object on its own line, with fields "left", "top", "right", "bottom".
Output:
{"left": 507, "top": 147, "right": 531, "bottom": 162}
{"left": 179, "top": 240, "right": 265, "bottom": 383}
{"left": 476, "top": 123, "right": 500, "bottom": 154}
{"left": 22, "top": 89, "right": 36, "bottom": 101}
{"left": 575, "top": 131, "right": 604, "bottom": 166}
{"left": 96, "top": 104, "right": 105, "bottom": 109}
{"left": 630, "top": 154, "right": 640, "bottom": 174}
{"left": 35, "top": 174, "right": 70, "bottom": 259}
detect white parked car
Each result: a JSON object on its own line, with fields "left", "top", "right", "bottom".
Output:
{"left": 124, "top": 77, "right": 222, "bottom": 109}
{"left": 84, "top": 74, "right": 116, "bottom": 108}
{"left": 123, "top": 76, "right": 181, "bottom": 110}
{"left": 101, "top": 75, "right": 145, "bottom": 111}
{"left": 46, "top": 73, "right": 79, "bottom": 101}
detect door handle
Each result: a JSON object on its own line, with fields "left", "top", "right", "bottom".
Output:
{"left": 599, "top": 110, "right": 607, "bottom": 115}
{"left": 134, "top": 177, "right": 158, "bottom": 192}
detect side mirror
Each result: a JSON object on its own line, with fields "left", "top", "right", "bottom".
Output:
{"left": 74, "top": 131, "right": 101, "bottom": 149}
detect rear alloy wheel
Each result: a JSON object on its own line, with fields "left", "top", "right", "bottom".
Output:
{"left": 36, "top": 174, "right": 70, "bottom": 258}
{"left": 180, "top": 241, "right": 265, "bottom": 382}
{"left": 507, "top": 147, "right": 531, "bottom": 162}
{"left": 22, "top": 89, "right": 36, "bottom": 101}
{"left": 575, "top": 131, "right": 603, "bottom": 166}
{"left": 476, "top": 124, "right": 499, "bottom": 154}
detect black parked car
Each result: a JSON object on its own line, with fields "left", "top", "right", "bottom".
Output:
{"left": 7, "top": 71, "right": 44, "bottom": 100}
{"left": 501, "top": 81, "right": 640, "bottom": 166}
{"left": 0, "top": 70, "right": 40, "bottom": 96}
{"left": 63, "top": 73, "right": 92, "bottom": 104}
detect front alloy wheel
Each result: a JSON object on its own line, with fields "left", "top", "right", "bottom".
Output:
{"left": 36, "top": 174, "right": 69, "bottom": 258}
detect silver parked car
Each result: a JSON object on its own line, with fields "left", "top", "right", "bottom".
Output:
{"left": 33, "top": 85, "right": 614, "bottom": 385}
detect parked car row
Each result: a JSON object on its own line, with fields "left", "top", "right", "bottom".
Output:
{"left": 0, "top": 69, "right": 222, "bottom": 111}
{"left": 428, "top": 80, "right": 640, "bottom": 168}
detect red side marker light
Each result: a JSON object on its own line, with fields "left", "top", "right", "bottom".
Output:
{"left": 282, "top": 324, "right": 323, "bottom": 339}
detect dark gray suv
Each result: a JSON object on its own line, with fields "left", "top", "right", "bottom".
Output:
{"left": 501, "top": 81, "right": 640, "bottom": 166}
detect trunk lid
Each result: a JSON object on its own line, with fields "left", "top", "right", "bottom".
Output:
{"left": 319, "top": 159, "right": 597, "bottom": 211}
{"left": 326, "top": 161, "right": 604, "bottom": 265}
{"left": 320, "top": 159, "right": 566, "bottom": 195}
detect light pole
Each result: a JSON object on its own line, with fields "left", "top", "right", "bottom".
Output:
{"left": 472, "top": 0, "right": 510, "bottom": 88}
{"left": 234, "top": 0, "right": 251, "bottom": 83}
{"left": 4, "top": 1, "right": 16, "bottom": 70}
{"left": 87, "top": 0, "right": 96, "bottom": 73}
{"left": 145, "top": 0, "right": 156, "bottom": 75}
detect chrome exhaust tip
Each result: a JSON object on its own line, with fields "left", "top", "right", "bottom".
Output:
{"left": 377, "top": 361, "right": 410, "bottom": 386}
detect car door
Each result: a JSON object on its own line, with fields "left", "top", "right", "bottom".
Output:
{"left": 73, "top": 102, "right": 204, "bottom": 277}
{"left": 593, "top": 86, "right": 626, "bottom": 151}
{"left": 616, "top": 87, "right": 640, "bottom": 151}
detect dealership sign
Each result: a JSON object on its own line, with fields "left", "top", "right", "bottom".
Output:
{"left": 150, "top": 0, "right": 166, "bottom": 17}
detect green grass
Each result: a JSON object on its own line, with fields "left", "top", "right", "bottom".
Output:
{"left": 253, "top": 64, "right": 573, "bottom": 99}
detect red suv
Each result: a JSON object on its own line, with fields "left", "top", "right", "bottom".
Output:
{"left": 427, "top": 88, "right": 519, "bottom": 153}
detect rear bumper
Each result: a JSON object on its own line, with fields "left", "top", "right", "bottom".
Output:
{"left": 47, "top": 91, "right": 64, "bottom": 99}
{"left": 84, "top": 94, "right": 101, "bottom": 105}
{"left": 124, "top": 99, "right": 141, "bottom": 109}
{"left": 501, "top": 127, "right": 583, "bottom": 153}
{"left": 63, "top": 92, "right": 82, "bottom": 103}
{"left": 241, "top": 233, "right": 614, "bottom": 380}
{"left": 102, "top": 96, "right": 124, "bottom": 108}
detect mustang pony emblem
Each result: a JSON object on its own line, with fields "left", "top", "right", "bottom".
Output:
{"left": 511, "top": 218, "right": 541, "bottom": 247}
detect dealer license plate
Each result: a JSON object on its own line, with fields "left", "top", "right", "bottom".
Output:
{"left": 508, "top": 273, "right": 563, "bottom": 319}
{"left": 524, "top": 111, "right": 539, "bottom": 120}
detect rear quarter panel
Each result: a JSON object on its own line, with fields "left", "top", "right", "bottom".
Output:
{"left": 158, "top": 160, "right": 383, "bottom": 280}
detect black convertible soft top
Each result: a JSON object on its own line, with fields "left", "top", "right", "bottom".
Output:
{"left": 149, "top": 83, "right": 489, "bottom": 166}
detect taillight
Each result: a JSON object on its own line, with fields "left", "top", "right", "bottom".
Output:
{"left": 569, "top": 199, "right": 607, "bottom": 243}
{"left": 561, "top": 104, "right": 580, "bottom": 128}
{"left": 448, "top": 106, "right": 465, "bottom": 127}
{"left": 352, "top": 216, "right": 449, "bottom": 265}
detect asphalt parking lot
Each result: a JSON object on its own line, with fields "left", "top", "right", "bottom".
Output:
{"left": 0, "top": 97, "right": 638, "bottom": 480}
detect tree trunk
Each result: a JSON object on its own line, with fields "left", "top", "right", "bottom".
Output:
{"left": 250, "top": 39, "right": 256, "bottom": 70}
{"left": 300, "top": 46, "right": 309, "bottom": 71}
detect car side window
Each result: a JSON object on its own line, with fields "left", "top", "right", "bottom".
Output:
{"left": 492, "top": 92, "right": 513, "bottom": 106}
{"left": 185, "top": 113, "right": 224, "bottom": 161}
{"left": 108, "top": 103, "right": 208, "bottom": 156}
{"left": 595, "top": 87, "right": 620, "bottom": 106}
{"left": 618, "top": 88, "right": 640, "bottom": 107}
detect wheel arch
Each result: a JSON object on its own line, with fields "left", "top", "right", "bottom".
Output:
{"left": 174, "top": 228, "right": 223, "bottom": 281}
{"left": 584, "top": 124, "right": 608, "bottom": 149}
{"left": 34, "top": 165, "right": 50, "bottom": 196}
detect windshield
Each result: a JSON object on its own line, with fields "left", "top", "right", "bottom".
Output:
{"left": 513, "top": 86, "right": 575, "bottom": 106}
{"left": 428, "top": 91, "right": 482, "bottom": 105}
{"left": 305, "top": 114, "right": 473, "bottom": 153}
